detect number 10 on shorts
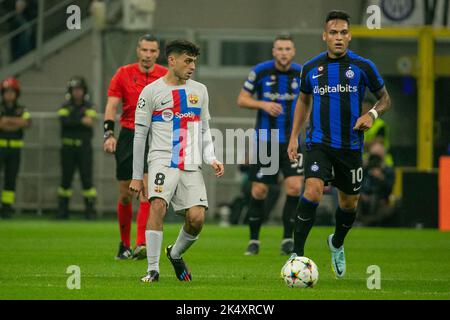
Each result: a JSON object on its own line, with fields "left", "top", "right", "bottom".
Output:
{"left": 351, "top": 167, "right": 363, "bottom": 185}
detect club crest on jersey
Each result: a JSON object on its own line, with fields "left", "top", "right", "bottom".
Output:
{"left": 137, "top": 98, "right": 145, "bottom": 109}
{"left": 161, "top": 109, "right": 174, "bottom": 122}
{"left": 311, "top": 162, "right": 319, "bottom": 172}
{"left": 291, "top": 80, "right": 299, "bottom": 90}
{"left": 346, "top": 69, "right": 355, "bottom": 79}
{"left": 318, "top": 66, "right": 324, "bottom": 72}
{"left": 188, "top": 94, "right": 199, "bottom": 105}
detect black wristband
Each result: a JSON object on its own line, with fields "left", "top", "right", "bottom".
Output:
{"left": 104, "top": 120, "right": 115, "bottom": 133}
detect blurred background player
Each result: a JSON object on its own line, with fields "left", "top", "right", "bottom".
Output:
{"left": 103, "top": 34, "right": 167, "bottom": 260}
{"left": 288, "top": 10, "right": 391, "bottom": 278}
{"left": 237, "top": 35, "right": 304, "bottom": 256}
{"left": 129, "top": 39, "right": 224, "bottom": 283}
{"left": 0, "top": 76, "right": 31, "bottom": 219}
{"left": 57, "top": 76, "right": 97, "bottom": 220}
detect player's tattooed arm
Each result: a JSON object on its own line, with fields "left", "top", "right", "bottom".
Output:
{"left": 371, "top": 86, "right": 391, "bottom": 118}
{"left": 354, "top": 87, "right": 391, "bottom": 131}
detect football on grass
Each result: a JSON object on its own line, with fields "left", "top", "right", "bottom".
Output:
{"left": 281, "top": 256, "right": 318, "bottom": 288}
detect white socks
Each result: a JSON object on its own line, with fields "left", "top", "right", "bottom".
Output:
{"left": 146, "top": 230, "right": 163, "bottom": 273}
{"left": 170, "top": 227, "right": 198, "bottom": 259}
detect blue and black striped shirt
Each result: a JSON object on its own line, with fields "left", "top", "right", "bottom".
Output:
{"left": 300, "top": 50, "right": 384, "bottom": 150}
{"left": 243, "top": 60, "right": 302, "bottom": 143}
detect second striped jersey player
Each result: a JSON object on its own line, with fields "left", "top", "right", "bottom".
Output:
{"left": 237, "top": 35, "right": 304, "bottom": 256}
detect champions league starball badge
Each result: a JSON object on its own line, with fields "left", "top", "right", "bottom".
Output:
{"left": 137, "top": 97, "right": 146, "bottom": 109}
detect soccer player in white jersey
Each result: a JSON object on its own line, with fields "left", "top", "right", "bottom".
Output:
{"left": 129, "top": 40, "right": 224, "bottom": 283}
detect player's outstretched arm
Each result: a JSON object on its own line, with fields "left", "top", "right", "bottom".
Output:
{"left": 353, "top": 86, "right": 391, "bottom": 131}
{"left": 103, "top": 96, "right": 120, "bottom": 153}
{"left": 288, "top": 92, "right": 312, "bottom": 161}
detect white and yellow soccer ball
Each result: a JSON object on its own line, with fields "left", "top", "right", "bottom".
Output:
{"left": 281, "top": 256, "right": 319, "bottom": 288}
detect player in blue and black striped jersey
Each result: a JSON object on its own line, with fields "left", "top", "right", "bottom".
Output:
{"left": 286, "top": 11, "right": 392, "bottom": 278}
{"left": 237, "top": 35, "right": 304, "bottom": 256}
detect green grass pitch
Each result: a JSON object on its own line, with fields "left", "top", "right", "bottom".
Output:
{"left": 0, "top": 220, "right": 449, "bottom": 300}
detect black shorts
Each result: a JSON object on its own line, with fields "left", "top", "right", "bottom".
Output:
{"left": 249, "top": 142, "right": 303, "bottom": 185}
{"left": 304, "top": 144, "right": 363, "bottom": 195}
{"left": 115, "top": 127, "right": 149, "bottom": 181}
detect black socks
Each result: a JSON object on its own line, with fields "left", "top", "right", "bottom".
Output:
{"left": 293, "top": 197, "right": 319, "bottom": 256}
{"left": 248, "top": 197, "right": 265, "bottom": 240}
{"left": 332, "top": 207, "right": 357, "bottom": 248}
{"left": 282, "top": 195, "right": 299, "bottom": 239}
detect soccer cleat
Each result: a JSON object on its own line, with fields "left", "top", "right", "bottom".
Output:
{"left": 244, "top": 240, "right": 260, "bottom": 256}
{"left": 165, "top": 245, "right": 192, "bottom": 281}
{"left": 327, "top": 234, "right": 346, "bottom": 279}
{"left": 280, "top": 238, "right": 294, "bottom": 255}
{"left": 115, "top": 241, "right": 133, "bottom": 260}
{"left": 132, "top": 245, "right": 147, "bottom": 260}
{"left": 140, "top": 270, "right": 159, "bottom": 283}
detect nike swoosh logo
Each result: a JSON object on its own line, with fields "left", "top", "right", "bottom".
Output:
{"left": 334, "top": 260, "right": 342, "bottom": 275}
{"left": 265, "top": 81, "right": 276, "bottom": 86}
{"left": 312, "top": 74, "right": 323, "bottom": 79}
{"left": 161, "top": 100, "right": 171, "bottom": 105}
{"left": 353, "top": 186, "right": 361, "bottom": 191}
{"left": 297, "top": 216, "right": 311, "bottom": 222}
{"left": 200, "top": 198, "right": 207, "bottom": 202}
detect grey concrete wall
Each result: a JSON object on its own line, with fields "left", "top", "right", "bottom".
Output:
{"left": 19, "top": 33, "right": 95, "bottom": 111}
{"left": 153, "top": 0, "right": 364, "bottom": 29}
